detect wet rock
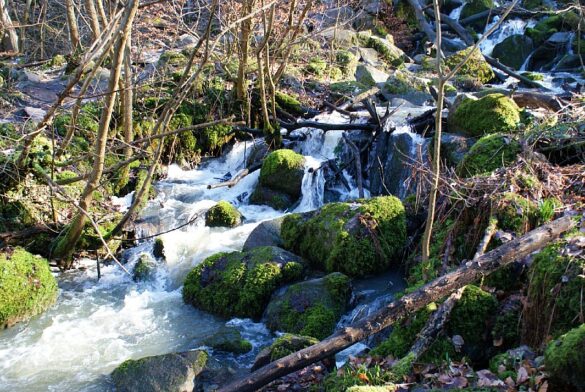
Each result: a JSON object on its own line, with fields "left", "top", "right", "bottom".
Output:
{"left": 203, "top": 327, "right": 252, "bottom": 355}
{"left": 183, "top": 246, "right": 306, "bottom": 319}
{"left": 491, "top": 35, "right": 534, "bottom": 70}
{"left": 111, "top": 350, "right": 208, "bottom": 392}
{"left": 460, "top": 0, "right": 494, "bottom": 32}
{"left": 243, "top": 217, "right": 284, "bottom": 251}
{"left": 440, "top": 133, "right": 475, "bottom": 167}
{"left": 252, "top": 334, "right": 319, "bottom": 371}
{"left": 358, "top": 47, "right": 381, "bottom": 66}
{"left": 24, "top": 106, "right": 46, "bottom": 122}
{"left": 0, "top": 247, "right": 58, "bottom": 329}
{"left": 369, "top": 131, "right": 429, "bottom": 197}
{"left": 281, "top": 197, "right": 406, "bottom": 277}
{"left": 250, "top": 149, "right": 305, "bottom": 210}
{"left": 133, "top": 254, "right": 157, "bottom": 282}
{"left": 355, "top": 64, "right": 389, "bottom": 87}
{"left": 456, "top": 133, "right": 521, "bottom": 177}
{"left": 153, "top": 238, "right": 165, "bottom": 260}
{"left": 264, "top": 273, "right": 353, "bottom": 339}
{"left": 205, "top": 201, "right": 242, "bottom": 228}
{"left": 445, "top": 47, "right": 494, "bottom": 85}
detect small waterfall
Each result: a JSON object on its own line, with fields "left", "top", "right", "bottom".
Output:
{"left": 295, "top": 156, "right": 325, "bottom": 212}
{"left": 479, "top": 18, "right": 532, "bottom": 56}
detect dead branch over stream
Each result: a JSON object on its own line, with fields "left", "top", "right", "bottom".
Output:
{"left": 219, "top": 216, "right": 575, "bottom": 392}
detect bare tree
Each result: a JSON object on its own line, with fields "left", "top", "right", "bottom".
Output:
{"left": 85, "top": 0, "right": 102, "bottom": 42}
{"left": 52, "top": 0, "right": 140, "bottom": 266}
{"left": 0, "top": 0, "right": 19, "bottom": 52}
{"left": 65, "top": 0, "right": 81, "bottom": 50}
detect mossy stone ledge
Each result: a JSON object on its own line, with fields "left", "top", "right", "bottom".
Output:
{"left": 544, "top": 323, "right": 585, "bottom": 391}
{"left": 250, "top": 149, "right": 305, "bottom": 210}
{"left": 456, "top": 134, "right": 521, "bottom": 178}
{"left": 264, "top": 272, "right": 352, "bottom": 340}
{"left": 205, "top": 201, "right": 242, "bottom": 228}
{"left": 445, "top": 47, "right": 495, "bottom": 85}
{"left": 281, "top": 196, "right": 407, "bottom": 277}
{"left": 448, "top": 93, "right": 521, "bottom": 137}
{"left": 0, "top": 247, "right": 58, "bottom": 329}
{"left": 182, "top": 246, "right": 306, "bottom": 319}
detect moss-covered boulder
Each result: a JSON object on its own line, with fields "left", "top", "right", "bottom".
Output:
{"left": 252, "top": 333, "right": 319, "bottom": 370}
{"left": 383, "top": 69, "right": 429, "bottom": 95}
{"left": 544, "top": 324, "right": 585, "bottom": 391}
{"left": 182, "top": 246, "right": 306, "bottom": 319}
{"left": 205, "top": 201, "right": 242, "bottom": 228}
{"left": 448, "top": 94, "right": 520, "bottom": 137}
{"left": 526, "top": 12, "right": 581, "bottom": 46}
{"left": 250, "top": 149, "right": 305, "bottom": 210}
{"left": 365, "top": 36, "right": 405, "bottom": 66}
{"left": 373, "top": 285, "right": 497, "bottom": 364}
{"left": 133, "top": 254, "right": 156, "bottom": 282}
{"left": 492, "top": 193, "right": 537, "bottom": 234}
{"left": 456, "top": 134, "right": 521, "bottom": 177}
{"left": 355, "top": 64, "right": 390, "bottom": 87}
{"left": 153, "top": 238, "right": 165, "bottom": 259}
{"left": 265, "top": 272, "right": 352, "bottom": 339}
{"left": 281, "top": 196, "right": 406, "bottom": 277}
{"left": 329, "top": 81, "right": 369, "bottom": 100}
{"left": 203, "top": 327, "right": 252, "bottom": 354}
{"left": 111, "top": 350, "right": 208, "bottom": 392}
{"left": 0, "top": 247, "right": 58, "bottom": 328}
{"left": 445, "top": 47, "right": 495, "bottom": 84}
{"left": 524, "top": 238, "right": 585, "bottom": 347}
{"left": 460, "top": 0, "right": 494, "bottom": 31}
{"left": 491, "top": 35, "right": 534, "bottom": 70}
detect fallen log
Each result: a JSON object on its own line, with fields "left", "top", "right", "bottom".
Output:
{"left": 280, "top": 120, "right": 377, "bottom": 133}
{"left": 218, "top": 216, "right": 575, "bottom": 392}
{"left": 484, "top": 56, "right": 545, "bottom": 89}
{"left": 207, "top": 168, "right": 250, "bottom": 189}
{"left": 404, "top": 288, "right": 464, "bottom": 361}
{"left": 338, "top": 87, "right": 380, "bottom": 111}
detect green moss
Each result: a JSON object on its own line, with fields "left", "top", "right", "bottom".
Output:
{"left": 544, "top": 324, "right": 585, "bottom": 390}
{"left": 182, "top": 247, "right": 305, "bottom": 319}
{"left": 336, "top": 50, "right": 358, "bottom": 77}
{"left": 133, "top": 254, "right": 155, "bottom": 282}
{"left": 456, "top": 134, "right": 521, "bottom": 177}
{"left": 159, "top": 50, "right": 188, "bottom": 67}
{"left": 525, "top": 242, "right": 585, "bottom": 341}
{"left": 521, "top": 72, "right": 544, "bottom": 81}
{"left": 366, "top": 37, "right": 404, "bottom": 66}
{"left": 323, "top": 363, "right": 397, "bottom": 391}
{"left": 307, "top": 57, "right": 327, "bottom": 76}
{"left": 450, "top": 94, "right": 520, "bottom": 137}
{"left": 258, "top": 149, "right": 305, "bottom": 197}
{"left": 275, "top": 91, "right": 303, "bottom": 116}
{"left": 445, "top": 47, "right": 495, "bottom": 84}
{"left": 204, "top": 328, "right": 253, "bottom": 354}
{"left": 525, "top": 12, "right": 581, "bottom": 45}
{"left": 53, "top": 104, "right": 100, "bottom": 138}
{"left": 330, "top": 81, "right": 369, "bottom": 96}
{"left": 265, "top": 273, "right": 351, "bottom": 339}
{"left": 0, "top": 123, "right": 17, "bottom": 149}
{"left": 200, "top": 124, "right": 233, "bottom": 154}
{"left": 460, "top": 0, "right": 494, "bottom": 31}
{"left": 384, "top": 70, "right": 428, "bottom": 95}
{"left": 281, "top": 196, "right": 407, "bottom": 277}
{"left": 153, "top": 238, "right": 165, "bottom": 259}
{"left": 493, "top": 193, "right": 537, "bottom": 234}
{"left": 268, "top": 334, "right": 319, "bottom": 361}
{"left": 205, "top": 201, "right": 242, "bottom": 228}
{"left": 0, "top": 247, "right": 58, "bottom": 328}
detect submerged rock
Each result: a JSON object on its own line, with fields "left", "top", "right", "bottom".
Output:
{"left": 252, "top": 333, "right": 319, "bottom": 371}
{"left": 205, "top": 201, "right": 242, "bottom": 228}
{"left": 182, "top": 246, "right": 306, "bottom": 319}
{"left": 250, "top": 149, "right": 305, "bottom": 210}
{"left": 281, "top": 196, "right": 407, "bottom": 277}
{"left": 265, "top": 272, "right": 353, "bottom": 340}
{"left": 203, "top": 327, "right": 252, "bottom": 355}
{"left": 0, "top": 247, "right": 58, "bottom": 329}
{"left": 111, "top": 350, "right": 208, "bottom": 392}
{"left": 133, "top": 254, "right": 157, "bottom": 282}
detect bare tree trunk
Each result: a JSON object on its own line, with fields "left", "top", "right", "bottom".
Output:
{"left": 51, "top": 0, "right": 139, "bottom": 266}
{"left": 235, "top": 0, "right": 254, "bottom": 107}
{"left": 117, "top": 37, "right": 134, "bottom": 191}
{"left": 96, "top": 0, "right": 108, "bottom": 28}
{"left": 85, "top": 0, "right": 102, "bottom": 42}
{"left": 18, "top": 0, "right": 33, "bottom": 53}
{"left": 0, "top": 0, "right": 19, "bottom": 52}
{"left": 65, "top": 0, "right": 81, "bottom": 51}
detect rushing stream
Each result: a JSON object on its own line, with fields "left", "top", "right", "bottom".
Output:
{"left": 1, "top": 8, "right": 582, "bottom": 389}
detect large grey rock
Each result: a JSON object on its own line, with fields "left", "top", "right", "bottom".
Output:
{"left": 243, "top": 217, "right": 284, "bottom": 251}
{"left": 440, "top": 133, "right": 475, "bottom": 167}
{"left": 491, "top": 35, "right": 533, "bottom": 69}
{"left": 319, "top": 28, "right": 357, "bottom": 47}
{"left": 111, "top": 350, "right": 208, "bottom": 392}
{"left": 355, "top": 64, "right": 389, "bottom": 87}
{"left": 358, "top": 47, "right": 381, "bottom": 66}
